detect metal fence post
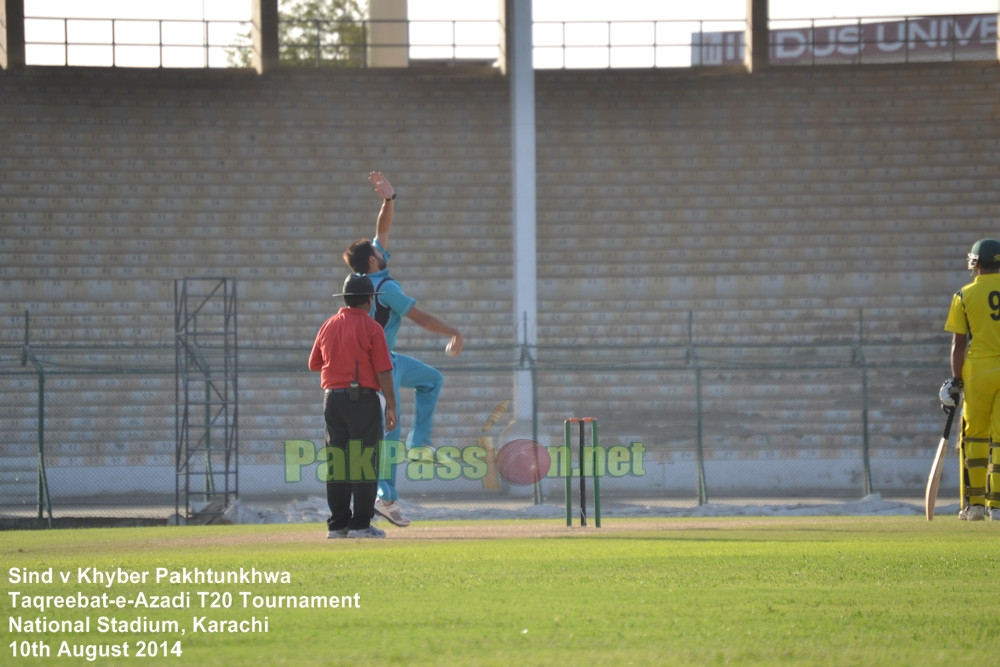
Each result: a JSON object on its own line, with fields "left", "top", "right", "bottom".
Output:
{"left": 20, "top": 312, "right": 53, "bottom": 527}
{"left": 696, "top": 366, "right": 708, "bottom": 506}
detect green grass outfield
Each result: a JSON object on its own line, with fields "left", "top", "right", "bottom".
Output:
{"left": 3, "top": 516, "right": 999, "bottom": 666}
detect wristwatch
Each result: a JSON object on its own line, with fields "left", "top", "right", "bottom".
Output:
{"left": 385, "top": 193, "right": 396, "bottom": 202}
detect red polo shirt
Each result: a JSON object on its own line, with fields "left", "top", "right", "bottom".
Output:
{"left": 309, "top": 307, "right": 392, "bottom": 390}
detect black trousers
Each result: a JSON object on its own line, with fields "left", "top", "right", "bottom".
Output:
{"left": 323, "top": 391, "right": 382, "bottom": 531}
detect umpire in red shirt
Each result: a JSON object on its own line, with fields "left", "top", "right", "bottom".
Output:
{"left": 309, "top": 274, "right": 398, "bottom": 538}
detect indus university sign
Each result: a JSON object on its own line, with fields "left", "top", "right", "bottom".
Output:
{"left": 693, "top": 13, "right": 997, "bottom": 66}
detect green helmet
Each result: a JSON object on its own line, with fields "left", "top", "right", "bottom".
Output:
{"left": 968, "top": 238, "right": 1000, "bottom": 270}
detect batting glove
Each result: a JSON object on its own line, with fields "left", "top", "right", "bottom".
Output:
{"left": 939, "top": 377, "right": 963, "bottom": 412}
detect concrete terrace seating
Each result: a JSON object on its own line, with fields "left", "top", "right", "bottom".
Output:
{"left": 1, "top": 61, "right": 996, "bottom": 498}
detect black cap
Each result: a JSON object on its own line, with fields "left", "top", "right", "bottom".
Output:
{"left": 332, "top": 274, "right": 384, "bottom": 298}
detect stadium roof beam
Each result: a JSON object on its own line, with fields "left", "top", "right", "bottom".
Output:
{"left": 0, "top": 0, "right": 26, "bottom": 69}
{"left": 746, "top": 0, "right": 769, "bottom": 72}
{"left": 252, "top": 0, "right": 280, "bottom": 74}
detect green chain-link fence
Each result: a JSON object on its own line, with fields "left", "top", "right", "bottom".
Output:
{"left": 1, "top": 331, "right": 949, "bottom": 526}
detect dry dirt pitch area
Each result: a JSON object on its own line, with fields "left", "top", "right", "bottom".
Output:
{"left": 157, "top": 517, "right": 786, "bottom": 546}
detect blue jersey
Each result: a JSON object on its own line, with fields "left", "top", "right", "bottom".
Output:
{"left": 368, "top": 239, "right": 416, "bottom": 351}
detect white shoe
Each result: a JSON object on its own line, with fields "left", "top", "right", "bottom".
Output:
{"left": 989, "top": 508, "right": 1000, "bottom": 522}
{"left": 327, "top": 528, "right": 348, "bottom": 539}
{"left": 374, "top": 499, "right": 411, "bottom": 527}
{"left": 966, "top": 505, "right": 986, "bottom": 521}
{"left": 347, "top": 525, "right": 386, "bottom": 539}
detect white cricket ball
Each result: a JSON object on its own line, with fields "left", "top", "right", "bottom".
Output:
{"left": 445, "top": 341, "right": 459, "bottom": 357}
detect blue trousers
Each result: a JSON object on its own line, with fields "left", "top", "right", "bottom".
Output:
{"left": 378, "top": 352, "right": 443, "bottom": 502}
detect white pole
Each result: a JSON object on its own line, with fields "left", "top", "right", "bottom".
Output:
{"left": 509, "top": 0, "right": 537, "bottom": 425}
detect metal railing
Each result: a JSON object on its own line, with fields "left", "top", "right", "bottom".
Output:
{"left": 532, "top": 18, "right": 745, "bottom": 69}
{"left": 23, "top": 17, "right": 251, "bottom": 68}
{"left": 21, "top": 16, "right": 504, "bottom": 69}
{"left": 21, "top": 13, "right": 996, "bottom": 69}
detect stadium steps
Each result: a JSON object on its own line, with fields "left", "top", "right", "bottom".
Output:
{"left": 0, "top": 454, "right": 39, "bottom": 506}
{"left": 2, "top": 62, "right": 995, "bottom": 491}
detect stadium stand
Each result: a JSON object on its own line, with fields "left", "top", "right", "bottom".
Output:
{"left": 1, "top": 59, "right": 998, "bottom": 505}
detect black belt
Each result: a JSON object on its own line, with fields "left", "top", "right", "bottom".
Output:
{"left": 326, "top": 387, "right": 377, "bottom": 395}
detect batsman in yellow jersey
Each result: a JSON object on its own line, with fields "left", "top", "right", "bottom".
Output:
{"left": 942, "top": 238, "right": 1000, "bottom": 521}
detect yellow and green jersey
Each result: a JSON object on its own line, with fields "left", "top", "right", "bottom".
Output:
{"left": 945, "top": 273, "right": 1000, "bottom": 359}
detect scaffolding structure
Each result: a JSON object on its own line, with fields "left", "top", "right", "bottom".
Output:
{"left": 174, "top": 278, "right": 239, "bottom": 523}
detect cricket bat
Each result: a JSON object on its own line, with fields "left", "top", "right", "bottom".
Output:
{"left": 924, "top": 405, "right": 957, "bottom": 521}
